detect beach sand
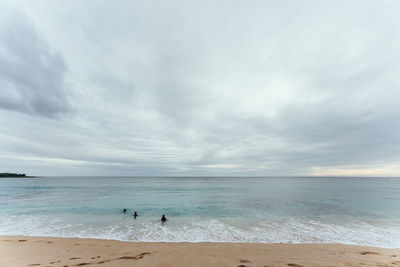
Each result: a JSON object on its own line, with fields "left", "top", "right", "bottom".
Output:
{"left": 1, "top": 236, "right": 399, "bottom": 267}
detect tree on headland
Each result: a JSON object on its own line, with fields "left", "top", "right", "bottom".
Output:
{"left": 0, "top": 173, "right": 26, "bottom": 177}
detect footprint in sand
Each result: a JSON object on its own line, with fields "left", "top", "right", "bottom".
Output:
{"left": 27, "top": 264, "right": 40, "bottom": 266}
{"left": 120, "top": 252, "right": 151, "bottom": 260}
{"left": 72, "top": 252, "right": 152, "bottom": 266}
{"left": 18, "top": 239, "right": 27, "bottom": 242}
{"left": 139, "top": 252, "right": 151, "bottom": 258}
{"left": 119, "top": 256, "right": 138, "bottom": 260}
{"left": 69, "top": 257, "right": 81, "bottom": 260}
{"left": 112, "top": 252, "right": 152, "bottom": 262}
{"left": 288, "top": 264, "right": 304, "bottom": 267}
{"left": 360, "top": 251, "right": 379, "bottom": 255}
{"left": 75, "top": 263, "right": 90, "bottom": 266}
{"left": 238, "top": 259, "right": 251, "bottom": 267}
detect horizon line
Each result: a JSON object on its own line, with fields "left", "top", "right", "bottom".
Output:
{"left": 21, "top": 175, "right": 400, "bottom": 178}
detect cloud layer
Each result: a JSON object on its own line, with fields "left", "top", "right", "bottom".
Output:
{"left": 1, "top": 0, "right": 399, "bottom": 176}
{"left": 0, "top": 7, "right": 69, "bottom": 117}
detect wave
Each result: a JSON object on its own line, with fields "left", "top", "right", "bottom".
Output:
{"left": 0, "top": 215, "right": 399, "bottom": 248}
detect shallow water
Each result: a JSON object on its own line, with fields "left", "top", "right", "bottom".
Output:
{"left": 0, "top": 176, "right": 399, "bottom": 247}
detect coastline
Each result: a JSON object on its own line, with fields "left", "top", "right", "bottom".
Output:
{"left": 1, "top": 236, "right": 399, "bottom": 266}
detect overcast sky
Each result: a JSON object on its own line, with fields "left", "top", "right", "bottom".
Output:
{"left": 0, "top": 0, "right": 399, "bottom": 176}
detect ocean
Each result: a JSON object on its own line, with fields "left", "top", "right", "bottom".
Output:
{"left": 0, "top": 176, "right": 399, "bottom": 248}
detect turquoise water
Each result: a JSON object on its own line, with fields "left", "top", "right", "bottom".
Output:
{"left": 0, "top": 177, "right": 399, "bottom": 247}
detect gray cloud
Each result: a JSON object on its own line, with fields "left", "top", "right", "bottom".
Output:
{"left": 0, "top": 0, "right": 399, "bottom": 176}
{"left": 0, "top": 7, "right": 69, "bottom": 117}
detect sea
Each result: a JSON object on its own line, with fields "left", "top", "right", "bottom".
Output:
{"left": 0, "top": 176, "right": 399, "bottom": 248}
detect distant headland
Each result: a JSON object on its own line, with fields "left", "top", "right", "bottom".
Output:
{"left": 0, "top": 173, "right": 34, "bottom": 178}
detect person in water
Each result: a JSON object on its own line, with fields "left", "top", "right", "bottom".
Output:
{"left": 123, "top": 209, "right": 127, "bottom": 213}
{"left": 133, "top": 211, "right": 138, "bottom": 219}
{"left": 161, "top": 214, "right": 167, "bottom": 223}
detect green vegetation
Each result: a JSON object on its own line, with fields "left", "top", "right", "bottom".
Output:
{"left": 0, "top": 173, "right": 26, "bottom": 177}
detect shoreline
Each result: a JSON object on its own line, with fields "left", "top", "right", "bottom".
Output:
{"left": 1, "top": 236, "right": 399, "bottom": 266}
{"left": 1, "top": 234, "right": 398, "bottom": 248}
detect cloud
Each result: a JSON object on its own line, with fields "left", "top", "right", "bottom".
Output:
{"left": 0, "top": 6, "right": 69, "bottom": 117}
{"left": 0, "top": 0, "right": 399, "bottom": 176}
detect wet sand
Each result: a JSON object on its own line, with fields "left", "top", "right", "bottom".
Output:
{"left": 1, "top": 236, "right": 399, "bottom": 266}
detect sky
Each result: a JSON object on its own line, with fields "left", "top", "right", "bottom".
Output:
{"left": 0, "top": 0, "right": 399, "bottom": 176}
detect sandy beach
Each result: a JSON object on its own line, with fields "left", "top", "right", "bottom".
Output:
{"left": 1, "top": 236, "right": 399, "bottom": 267}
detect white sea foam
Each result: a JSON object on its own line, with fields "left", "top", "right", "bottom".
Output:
{"left": 1, "top": 215, "right": 399, "bottom": 248}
